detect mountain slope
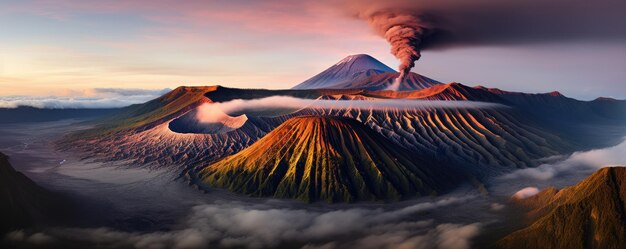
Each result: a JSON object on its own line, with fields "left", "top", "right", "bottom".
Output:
{"left": 477, "top": 85, "right": 626, "bottom": 123}
{"left": 198, "top": 116, "right": 460, "bottom": 202}
{"left": 66, "top": 86, "right": 218, "bottom": 139}
{"left": 497, "top": 167, "right": 626, "bottom": 249}
{"left": 292, "top": 54, "right": 396, "bottom": 89}
{"left": 58, "top": 86, "right": 351, "bottom": 167}
{"left": 332, "top": 71, "right": 440, "bottom": 91}
{"left": 0, "top": 152, "right": 62, "bottom": 232}
{"left": 364, "top": 82, "right": 504, "bottom": 101}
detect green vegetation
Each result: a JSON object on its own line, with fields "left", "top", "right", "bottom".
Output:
{"left": 199, "top": 116, "right": 460, "bottom": 203}
{"left": 65, "top": 86, "right": 218, "bottom": 139}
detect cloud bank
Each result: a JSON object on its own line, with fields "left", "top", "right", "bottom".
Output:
{"left": 501, "top": 137, "right": 626, "bottom": 181}
{"left": 210, "top": 96, "right": 505, "bottom": 117}
{"left": 0, "top": 88, "right": 170, "bottom": 109}
{"left": 6, "top": 196, "right": 482, "bottom": 249}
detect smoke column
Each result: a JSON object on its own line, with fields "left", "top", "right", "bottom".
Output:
{"left": 365, "top": 12, "right": 428, "bottom": 91}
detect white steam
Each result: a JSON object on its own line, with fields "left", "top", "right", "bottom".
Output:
{"left": 386, "top": 77, "right": 402, "bottom": 91}
{"left": 210, "top": 96, "right": 505, "bottom": 117}
{"left": 194, "top": 103, "right": 248, "bottom": 128}
{"left": 512, "top": 187, "right": 540, "bottom": 199}
{"left": 501, "top": 137, "right": 626, "bottom": 181}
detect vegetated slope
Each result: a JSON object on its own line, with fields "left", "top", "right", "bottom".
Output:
{"left": 298, "top": 106, "right": 571, "bottom": 174}
{"left": 0, "top": 152, "right": 63, "bottom": 233}
{"left": 292, "top": 54, "right": 396, "bottom": 89}
{"left": 59, "top": 86, "right": 342, "bottom": 167}
{"left": 474, "top": 85, "right": 626, "bottom": 147}
{"left": 368, "top": 82, "right": 626, "bottom": 147}
{"left": 65, "top": 86, "right": 218, "bottom": 140}
{"left": 497, "top": 167, "right": 626, "bottom": 249}
{"left": 199, "top": 116, "right": 460, "bottom": 202}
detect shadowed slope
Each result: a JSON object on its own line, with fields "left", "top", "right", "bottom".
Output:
{"left": 199, "top": 116, "right": 460, "bottom": 203}
{"left": 0, "top": 152, "right": 63, "bottom": 232}
{"left": 477, "top": 85, "right": 626, "bottom": 124}
{"left": 497, "top": 167, "right": 626, "bottom": 249}
{"left": 333, "top": 72, "right": 440, "bottom": 91}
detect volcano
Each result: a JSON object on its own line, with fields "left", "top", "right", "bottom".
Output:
{"left": 497, "top": 167, "right": 626, "bottom": 249}
{"left": 292, "top": 54, "right": 396, "bottom": 89}
{"left": 333, "top": 71, "right": 440, "bottom": 91}
{"left": 198, "top": 116, "right": 460, "bottom": 202}
{"left": 293, "top": 54, "right": 440, "bottom": 91}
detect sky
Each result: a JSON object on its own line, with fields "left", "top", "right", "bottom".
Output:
{"left": 1, "top": 0, "right": 625, "bottom": 101}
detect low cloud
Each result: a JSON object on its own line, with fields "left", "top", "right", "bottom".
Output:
{"left": 4, "top": 231, "right": 55, "bottom": 245}
{"left": 501, "top": 137, "right": 626, "bottom": 181}
{"left": 512, "top": 187, "right": 540, "bottom": 199}
{"left": 213, "top": 96, "right": 505, "bottom": 117}
{"left": 5, "top": 196, "right": 482, "bottom": 249}
{"left": 0, "top": 88, "right": 170, "bottom": 109}
{"left": 489, "top": 203, "right": 505, "bottom": 211}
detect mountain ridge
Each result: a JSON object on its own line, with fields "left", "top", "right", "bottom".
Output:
{"left": 198, "top": 115, "right": 461, "bottom": 202}
{"left": 497, "top": 167, "right": 626, "bottom": 249}
{"left": 0, "top": 152, "right": 65, "bottom": 232}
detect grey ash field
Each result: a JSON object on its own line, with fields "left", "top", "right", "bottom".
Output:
{"left": 1, "top": 54, "right": 626, "bottom": 249}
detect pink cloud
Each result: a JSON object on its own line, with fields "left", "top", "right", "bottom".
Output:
{"left": 8, "top": 0, "right": 372, "bottom": 38}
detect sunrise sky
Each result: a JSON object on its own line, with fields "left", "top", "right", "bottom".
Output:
{"left": 1, "top": 0, "right": 625, "bottom": 100}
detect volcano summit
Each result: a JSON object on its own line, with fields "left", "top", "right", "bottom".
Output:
{"left": 293, "top": 54, "right": 439, "bottom": 90}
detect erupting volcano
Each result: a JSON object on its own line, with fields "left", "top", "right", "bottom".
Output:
{"left": 362, "top": 12, "right": 431, "bottom": 91}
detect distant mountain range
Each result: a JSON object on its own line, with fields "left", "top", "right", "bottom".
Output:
{"left": 497, "top": 167, "right": 626, "bottom": 249}
{"left": 59, "top": 54, "right": 626, "bottom": 202}
{"left": 0, "top": 106, "right": 118, "bottom": 124}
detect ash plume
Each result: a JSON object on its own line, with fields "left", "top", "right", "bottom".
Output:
{"left": 345, "top": 0, "right": 626, "bottom": 48}
{"left": 343, "top": 0, "right": 626, "bottom": 92}
{"left": 364, "top": 12, "right": 429, "bottom": 91}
